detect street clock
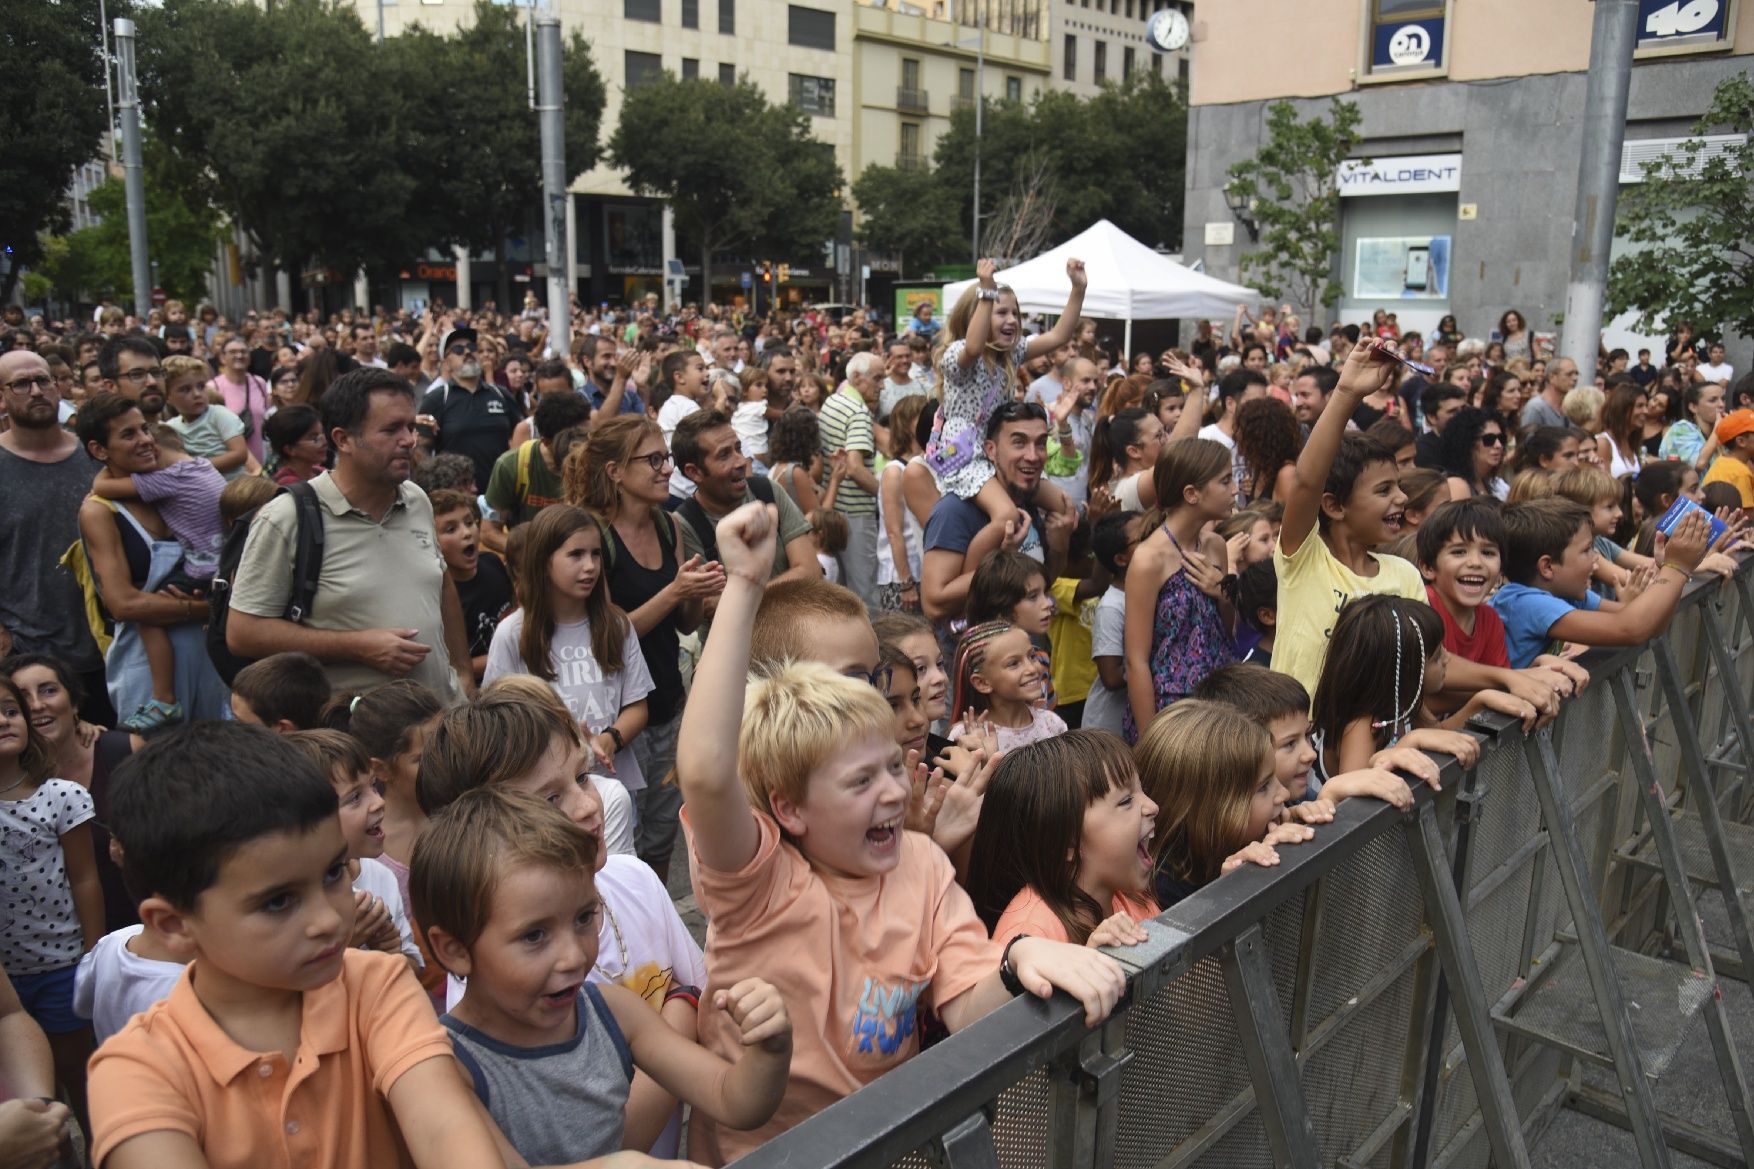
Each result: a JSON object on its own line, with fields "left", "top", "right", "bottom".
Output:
{"left": 1145, "top": 8, "right": 1190, "bottom": 52}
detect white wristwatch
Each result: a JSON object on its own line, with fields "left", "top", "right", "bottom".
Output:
{"left": 976, "top": 288, "right": 1001, "bottom": 302}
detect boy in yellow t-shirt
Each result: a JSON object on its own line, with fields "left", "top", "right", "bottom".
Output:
{"left": 1272, "top": 342, "right": 1427, "bottom": 700}
{"left": 1702, "top": 409, "right": 1754, "bottom": 508}
{"left": 1048, "top": 518, "right": 1106, "bottom": 728}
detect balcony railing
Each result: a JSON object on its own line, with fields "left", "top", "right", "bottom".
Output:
{"left": 895, "top": 152, "right": 926, "bottom": 172}
{"left": 951, "top": 93, "right": 977, "bottom": 113}
{"left": 896, "top": 86, "right": 929, "bottom": 113}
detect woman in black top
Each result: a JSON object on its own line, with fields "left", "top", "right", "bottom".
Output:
{"left": 564, "top": 415, "right": 723, "bottom": 881}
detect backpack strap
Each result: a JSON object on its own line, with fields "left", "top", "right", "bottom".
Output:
{"left": 746, "top": 475, "right": 776, "bottom": 506}
{"left": 677, "top": 497, "right": 718, "bottom": 564}
{"left": 514, "top": 439, "right": 539, "bottom": 505}
{"left": 284, "top": 481, "right": 326, "bottom": 623}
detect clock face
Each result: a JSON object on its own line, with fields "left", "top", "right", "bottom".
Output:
{"left": 1147, "top": 9, "right": 1189, "bottom": 51}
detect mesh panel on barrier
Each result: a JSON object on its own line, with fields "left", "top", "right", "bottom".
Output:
{"left": 1305, "top": 831, "right": 1428, "bottom": 1030}
{"left": 990, "top": 1067, "right": 1049, "bottom": 1169}
{"left": 1301, "top": 963, "right": 1422, "bottom": 1164}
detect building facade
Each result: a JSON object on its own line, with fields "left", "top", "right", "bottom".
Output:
{"left": 1049, "top": 0, "right": 1187, "bottom": 95}
{"left": 1180, "top": 0, "right": 1752, "bottom": 361}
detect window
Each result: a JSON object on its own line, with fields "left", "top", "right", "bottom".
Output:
{"left": 1123, "top": 46, "right": 1134, "bottom": 78}
{"left": 788, "top": 5, "right": 836, "bottom": 50}
{"left": 719, "top": 0, "right": 734, "bottom": 34}
{"left": 1366, "top": 0, "right": 1444, "bottom": 76}
{"left": 1093, "top": 39, "right": 1106, "bottom": 82}
{"left": 898, "top": 122, "right": 923, "bottom": 169}
{"left": 682, "top": 0, "right": 698, "bottom": 26}
{"left": 719, "top": 62, "right": 736, "bottom": 85}
{"left": 1125, "top": 0, "right": 1133, "bottom": 15}
{"left": 1152, "top": 52, "right": 1163, "bottom": 76}
{"left": 789, "top": 73, "right": 836, "bottom": 117}
{"left": 958, "top": 67, "right": 975, "bottom": 98}
{"left": 625, "top": 50, "right": 663, "bottom": 88}
{"left": 682, "top": 57, "right": 699, "bottom": 79}
{"left": 1063, "top": 34, "right": 1077, "bottom": 80}
{"left": 1006, "top": 75, "right": 1022, "bottom": 101}
{"left": 624, "top": 0, "right": 660, "bottom": 22}
{"left": 902, "top": 58, "right": 920, "bottom": 91}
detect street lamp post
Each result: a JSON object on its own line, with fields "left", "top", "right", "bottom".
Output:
{"left": 954, "top": 0, "right": 985, "bottom": 262}
{"left": 113, "top": 18, "right": 151, "bottom": 319}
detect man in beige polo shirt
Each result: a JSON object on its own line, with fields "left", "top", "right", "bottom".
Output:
{"left": 228, "top": 367, "right": 471, "bottom": 702}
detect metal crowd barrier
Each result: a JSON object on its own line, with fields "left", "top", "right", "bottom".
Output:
{"left": 730, "top": 560, "right": 1754, "bottom": 1169}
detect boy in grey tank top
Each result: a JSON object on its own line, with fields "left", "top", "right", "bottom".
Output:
{"left": 412, "top": 788, "right": 793, "bottom": 1163}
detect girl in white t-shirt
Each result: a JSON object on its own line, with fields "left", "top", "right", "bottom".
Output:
{"left": 485, "top": 505, "right": 653, "bottom": 791}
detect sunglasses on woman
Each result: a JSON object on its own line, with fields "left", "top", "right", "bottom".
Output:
{"left": 1478, "top": 432, "right": 1506, "bottom": 447}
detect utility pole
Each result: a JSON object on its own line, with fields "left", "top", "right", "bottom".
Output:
{"left": 970, "top": 0, "right": 985, "bottom": 262}
{"left": 1559, "top": 0, "right": 1639, "bottom": 384}
{"left": 535, "top": 13, "right": 570, "bottom": 358}
{"left": 113, "top": 18, "right": 151, "bottom": 319}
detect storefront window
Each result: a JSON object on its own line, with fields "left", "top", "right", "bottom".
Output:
{"left": 1365, "top": 0, "right": 1445, "bottom": 76}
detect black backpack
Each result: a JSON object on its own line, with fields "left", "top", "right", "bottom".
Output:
{"left": 206, "top": 480, "right": 325, "bottom": 685}
{"left": 676, "top": 475, "right": 776, "bottom": 563}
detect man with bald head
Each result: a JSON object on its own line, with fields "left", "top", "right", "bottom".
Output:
{"left": 0, "top": 348, "right": 108, "bottom": 718}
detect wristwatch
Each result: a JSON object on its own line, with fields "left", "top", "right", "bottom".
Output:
{"left": 976, "top": 288, "right": 1001, "bottom": 303}
{"left": 605, "top": 726, "right": 625, "bottom": 751}
{"left": 999, "top": 934, "right": 1029, "bottom": 995}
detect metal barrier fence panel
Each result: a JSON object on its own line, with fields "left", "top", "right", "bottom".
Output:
{"left": 728, "top": 567, "right": 1754, "bottom": 1169}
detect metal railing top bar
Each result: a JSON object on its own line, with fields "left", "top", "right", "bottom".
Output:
{"left": 727, "top": 560, "right": 1754, "bottom": 1169}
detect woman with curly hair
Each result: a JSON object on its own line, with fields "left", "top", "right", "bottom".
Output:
{"left": 764, "top": 405, "right": 830, "bottom": 514}
{"left": 1438, "top": 407, "right": 1509, "bottom": 501}
{"left": 1231, "top": 396, "right": 1301, "bottom": 505}
{"left": 1479, "top": 369, "right": 1526, "bottom": 442}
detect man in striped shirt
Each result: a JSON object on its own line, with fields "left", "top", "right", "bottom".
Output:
{"left": 820, "top": 351, "right": 883, "bottom": 607}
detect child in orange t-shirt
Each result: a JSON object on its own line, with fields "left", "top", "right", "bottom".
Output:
{"left": 677, "top": 501, "right": 1129, "bottom": 1165}
{"left": 963, "top": 729, "right": 1160, "bottom": 949}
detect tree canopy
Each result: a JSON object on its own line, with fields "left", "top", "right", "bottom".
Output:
{"left": 0, "top": 0, "right": 113, "bottom": 302}
{"left": 1607, "top": 74, "right": 1754, "bottom": 343}
{"left": 1224, "top": 98, "right": 1362, "bottom": 319}
{"left": 609, "top": 73, "right": 842, "bottom": 283}
{"left": 853, "top": 74, "right": 1187, "bottom": 278}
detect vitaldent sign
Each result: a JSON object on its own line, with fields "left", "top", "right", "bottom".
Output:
{"left": 1337, "top": 153, "right": 1463, "bottom": 198}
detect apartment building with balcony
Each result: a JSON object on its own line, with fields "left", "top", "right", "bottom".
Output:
{"left": 1049, "top": 0, "right": 1188, "bottom": 95}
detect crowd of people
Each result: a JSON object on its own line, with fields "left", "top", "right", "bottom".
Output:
{"left": 0, "top": 280, "right": 1748, "bottom": 1169}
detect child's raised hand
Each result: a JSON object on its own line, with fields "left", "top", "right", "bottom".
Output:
{"left": 1666, "top": 508, "right": 1712, "bottom": 571}
{"left": 1336, "top": 336, "right": 1400, "bottom": 399}
{"left": 1285, "top": 798, "right": 1336, "bottom": 825}
{"left": 713, "top": 502, "right": 779, "bottom": 586}
{"left": 1368, "top": 745, "right": 1442, "bottom": 790}
{"left": 1087, "top": 912, "right": 1149, "bottom": 950}
{"left": 905, "top": 754, "right": 947, "bottom": 835}
{"left": 1006, "top": 937, "right": 1127, "bottom": 1027}
{"left": 933, "top": 747, "right": 997, "bottom": 856}
{"left": 1225, "top": 530, "right": 1252, "bottom": 575}
{"left": 1160, "top": 353, "right": 1204, "bottom": 388}
{"left": 717, "top": 978, "right": 793, "bottom": 1055}
{"left": 976, "top": 257, "right": 998, "bottom": 287}
{"left": 1065, "top": 258, "right": 1088, "bottom": 291}
{"left": 1399, "top": 728, "right": 1480, "bottom": 769}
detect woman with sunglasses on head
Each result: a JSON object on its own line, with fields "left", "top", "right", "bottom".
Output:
{"left": 563, "top": 415, "right": 725, "bottom": 884}
{"left": 1438, "top": 407, "right": 1510, "bottom": 502}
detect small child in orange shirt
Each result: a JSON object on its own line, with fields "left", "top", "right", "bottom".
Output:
{"left": 677, "top": 501, "right": 1127, "bottom": 1165}
{"left": 963, "top": 729, "right": 1160, "bottom": 948}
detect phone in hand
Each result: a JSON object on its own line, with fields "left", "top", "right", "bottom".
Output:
{"left": 1366, "top": 341, "right": 1435, "bottom": 377}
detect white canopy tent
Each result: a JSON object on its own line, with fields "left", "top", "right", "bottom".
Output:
{"left": 942, "top": 219, "right": 1261, "bottom": 358}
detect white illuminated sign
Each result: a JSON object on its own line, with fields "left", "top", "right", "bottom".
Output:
{"left": 1338, "top": 153, "right": 1463, "bottom": 198}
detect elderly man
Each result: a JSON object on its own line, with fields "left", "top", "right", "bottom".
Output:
{"left": 230, "top": 367, "right": 471, "bottom": 701}
{"left": 820, "top": 351, "right": 884, "bottom": 606}
{"left": 418, "top": 325, "right": 522, "bottom": 492}
{"left": 877, "top": 338, "right": 926, "bottom": 423}
{"left": 0, "top": 350, "right": 109, "bottom": 719}
{"left": 1520, "top": 357, "right": 1579, "bottom": 431}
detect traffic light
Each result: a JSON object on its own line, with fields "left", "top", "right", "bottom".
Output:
{"left": 760, "top": 264, "right": 772, "bottom": 283}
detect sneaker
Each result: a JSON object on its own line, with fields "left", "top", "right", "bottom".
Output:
{"left": 121, "top": 698, "right": 185, "bottom": 735}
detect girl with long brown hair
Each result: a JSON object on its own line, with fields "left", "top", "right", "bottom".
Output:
{"left": 483, "top": 504, "right": 652, "bottom": 789}
{"left": 563, "top": 415, "right": 721, "bottom": 881}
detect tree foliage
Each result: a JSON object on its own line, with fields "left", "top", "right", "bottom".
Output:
{"left": 1224, "top": 98, "right": 1362, "bottom": 318}
{"left": 1607, "top": 74, "right": 1754, "bottom": 341}
{"left": 0, "top": 0, "right": 113, "bottom": 301}
{"left": 133, "top": 0, "right": 602, "bottom": 287}
{"left": 850, "top": 164, "right": 962, "bottom": 274}
{"left": 608, "top": 74, "right": 842, "bottom": 281}
{"left": 855, "top": 74, "right": 1187, "bottom": 277}
{"left": 37, "top": 136, "right": 225, "bottom": 304}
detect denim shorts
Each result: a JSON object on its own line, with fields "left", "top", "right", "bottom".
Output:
{"left": 11, "top": 963, "right": 86, "bottom": 1034}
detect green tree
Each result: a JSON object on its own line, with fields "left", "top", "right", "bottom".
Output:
{"left": 1607, "top": 74, "right": 1754, "bottom": 341}
{"left": 1224, "top": 98, "right": 1363, "bottom": 318}
{"left": 40, "top": 136, "right": 226, "bottom": 304}
{"left": 608, "top": 74, "right": 843, "bottom": 290}
{"left": 0, "top": 0, "right": 113, "bottom": 302}
{"left": 851, "top": 164, "right": 962, "bottom": 277}
{"left": 138, "top": 0, "right": 427, "bottom": 280}
{"left": 387, "top": 2, "right": 605, "bottom": 309}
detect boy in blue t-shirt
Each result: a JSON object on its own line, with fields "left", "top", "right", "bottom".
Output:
{"left": 1490, "top": 499, "right": 1711, "bottom": 668}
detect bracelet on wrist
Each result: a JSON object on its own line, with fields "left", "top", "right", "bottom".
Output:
{"left": 1662, "top": 560, "right": 1692, "bottom": 577}
{"left": 605, "top": 725, "right": 625, "bottom": 751}
{"left": 998, "top": 934, "right": 1029, "bottom": 996}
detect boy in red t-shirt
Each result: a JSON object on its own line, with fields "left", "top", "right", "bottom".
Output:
{"left": 1415, "top": 499, "right": 1589, "bottom": 716}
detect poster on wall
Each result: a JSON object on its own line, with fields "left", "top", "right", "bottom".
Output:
{"left": 1354, "top": 236, "right": 1451, "bottom": 300}
{"left": 895, "top": 286, "right": 943, "bottom": 327}
{"left": 1636, "top": 0, "right": 1731, "bottom": 50}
